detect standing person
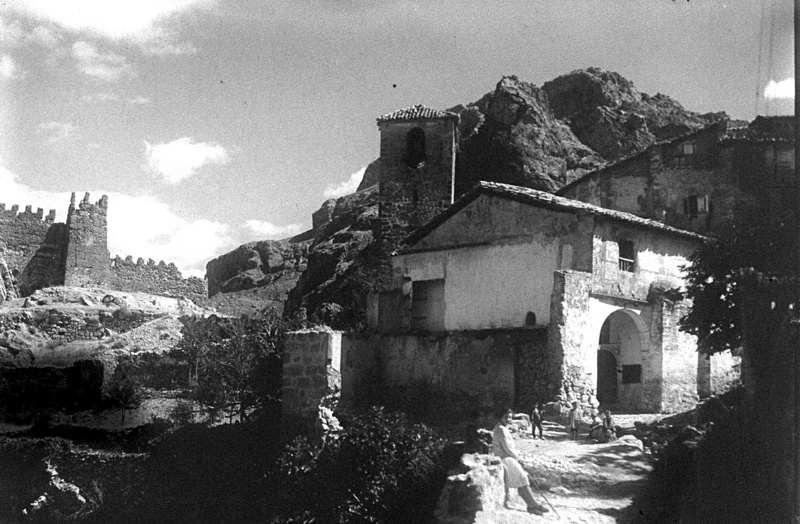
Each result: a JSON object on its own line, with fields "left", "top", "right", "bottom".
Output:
{"left": 567, "top": 401, "right": 583, "bottom": 440}
{"left": 531, "top": 403, "right": 544, "bottom": 439}
{"left": 492, "top": 408, "right": 549, "bottom": 515}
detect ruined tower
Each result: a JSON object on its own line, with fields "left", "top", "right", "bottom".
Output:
{"left": 376, "top": 105, "right": 459, "bottom": 246}
{"left": 63, "top": 192, "right": 110, "bottom": 287}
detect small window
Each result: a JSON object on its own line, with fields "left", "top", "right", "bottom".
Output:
{"left": 525, "top": 311, "right": 537, "bottom": 326}
{"left": 776, "top": 148, "right": 795, "bottom": 187}
{"left": 618, "top": 240, "right": 635, "bottom": 272}
{"left": 777, "top": 148, "right": 794, "bottom": 170}
{"left": 621, "top": 365, "right": 642, "bottom": 384}
{"left": 682, "top": 142, "right": 695, "bottom": 155}
{"left": 683, "top": 194, "right": 710, "bottom": 219}
{"left": 405, "top": 127, "right": 426, "bottom": 168}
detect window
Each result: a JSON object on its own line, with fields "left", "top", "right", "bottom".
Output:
{"left": 405, "top": 127, "right": 426, "bottom": 168}
{"left": 411, "top": 279, "right": 445, "bottom": 331}
{"left": 618, "top": 240, "right": 635, "bottom": 272}
{"left": 621, "top": 364, "right": 642, "bottom": 384}
{"left": 776, "top": 148, "right": 795, "bottom": 187}
{"left": 674, "top": 141, "right": 696, "bottom": 166}
{"left": 683, "top": 194, "right": 710, "bottom": 219}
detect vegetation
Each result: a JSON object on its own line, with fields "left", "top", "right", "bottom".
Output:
{"left": 172, "top": 308, "right": 289, "bottom": 422}
{"left": 680, "top": 196, "right": 799, "bottom": 356}
{"left": 263, "top": 407, "right": 446, "bottom": 524}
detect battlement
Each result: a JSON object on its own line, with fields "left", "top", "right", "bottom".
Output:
{"left": 112, "top": 255, "right": 179, "bottom": 272}
{"left": 0, "top": 203, "right": 57, "bottom": 223}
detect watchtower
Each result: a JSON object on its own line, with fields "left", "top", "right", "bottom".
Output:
{"left": 63, "top": 192, "right": 110, "bottom": 287}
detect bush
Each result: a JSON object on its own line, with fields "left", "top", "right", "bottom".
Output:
{"left": 264, "top": 407, "right": 446, "bottom": 524}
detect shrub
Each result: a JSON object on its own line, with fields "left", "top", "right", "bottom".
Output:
{"left": 264, "top": 407, "right": 446, "bottom": 524}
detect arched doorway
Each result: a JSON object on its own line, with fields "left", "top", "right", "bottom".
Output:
{"left": 596, "top": 309, "right": 649, "bottom": 411}
{"left": 597, "top": 349, "right": 618, "bottom": 405}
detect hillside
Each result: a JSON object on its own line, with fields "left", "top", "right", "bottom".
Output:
{"left": 207, "top": 68, "right": 728, "bottom": 323}
{"left": 0, "top": 286, "right": 213, "bottom": 427}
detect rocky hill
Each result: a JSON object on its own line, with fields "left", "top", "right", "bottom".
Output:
{"left": 0, "top": 286, "right": 213, "bottom": 427}
{"left": 206, "top": 68, "right": 728, "bottom": 324}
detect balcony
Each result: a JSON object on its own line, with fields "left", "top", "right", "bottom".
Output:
{"left": 618, "top": 257, "right": 635, "bottom": 272}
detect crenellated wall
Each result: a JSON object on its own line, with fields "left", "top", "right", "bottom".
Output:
{"left": 109, "top": 255, "right": 208, "bottom": 305}
{"left": 0, "top": 193, "right": 209, "bottom": 304}
{"left": 0, "top": 202, "right": 66, "bottom": 295}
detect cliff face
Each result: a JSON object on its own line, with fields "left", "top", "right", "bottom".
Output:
{"left": 454, "top": 75, "right": 604, "bottom": 195}
{"left": 208, "top": 68, "right": 727, "bottom": 324}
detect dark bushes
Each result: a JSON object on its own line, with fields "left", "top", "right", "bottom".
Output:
{"left": 263, "top": 407, "right": 447, "bottom": 524}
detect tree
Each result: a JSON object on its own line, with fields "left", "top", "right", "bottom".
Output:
{"left": 680, "top": 197, "right": 800, "bottom": 356}
{"left": 174, "top": 309, "right": 288, "bottom": 423}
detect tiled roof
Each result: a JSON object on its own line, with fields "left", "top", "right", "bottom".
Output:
{"left": 720, "top": 116, "right": 795, "bottom": 143}
{"left": 557, "top": 120, "right": 727, "bottom": 195}
{"left": 403, "top": 181, "right": 709, "bottom": 247}
{"left": 377, "top": 104, "right": 459, "bottom": 123}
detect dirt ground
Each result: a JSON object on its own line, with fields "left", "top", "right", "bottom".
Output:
{"left": 475, "top": 415, "right": 665, "bottom": 523}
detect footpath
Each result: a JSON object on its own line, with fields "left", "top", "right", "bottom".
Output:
{"left": 471, "top": 415, "right": 663, "bottom": 523}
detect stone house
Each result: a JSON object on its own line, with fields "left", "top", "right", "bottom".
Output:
{"left": 382, "top": 181, "right": 737, "bottom": 414}
{"left": 557, "top": 116, "right": 795, "bottom": 235}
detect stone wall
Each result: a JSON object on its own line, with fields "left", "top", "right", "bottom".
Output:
{"left": 283, "top": 327, "right": 552, "bottom": 429}
{"left": 109, "top": 256, "right": 208, "bottom": 305}
{"left": 281, "top": 329, "right": 342, "bottom": 436}
{"left": 549, "top": 270, "right": 593, "bottom": 404}
{"left": 0, "top": 202, "right": 66, "bottom": 295}
{"left": 64, "top": 193, "right": 110, "bottom": 288}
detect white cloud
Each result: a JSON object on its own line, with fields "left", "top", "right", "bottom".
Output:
{"left": 0, "top": 164, "right": 236, "bottom": 278}
{"left": 82, "top": 92, "right": 151, "bottom": 105}
{"left": 245, "top": 220, "right": 304, "bottom": 239}
{"left": 29, "top": 25, "right": 61, "bottom": 48}
{"left": 764, "top": 77, "right": 795, "bottom": 100}
{"left": 0, "top": 55, "right": 21, "bottom": 79}
{"left": 9, "top": 0, "right": 213, "bottom": 53}
{"left": 36, "top": 121, "right": 80, "bottom": 143}
{"left": 323, "top": 166, "right": 365, "bottom": 199}
{"left": 72, "top": 40, "right": 134, "bottom": 82}
{"left": 144, "top": 137, "right": 230, "bottom": 184}
{"left": 106, "top": 193, "right": 233, "bottom": 278}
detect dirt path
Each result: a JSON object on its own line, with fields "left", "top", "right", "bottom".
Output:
{"left": 474, "top": 416, "right": 662, "bottom": 523}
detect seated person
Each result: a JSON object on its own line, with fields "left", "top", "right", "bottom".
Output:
{"left": 600, "top": 409, "right": 617, "bottom": 442}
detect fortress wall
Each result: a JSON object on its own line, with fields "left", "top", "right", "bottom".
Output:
{"left": 0, "top": 202, "right": 66, "bottom": 294}
{"left": 109, "top": 255, "right": 208, "bottom": 305}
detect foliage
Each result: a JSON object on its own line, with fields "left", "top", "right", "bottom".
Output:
{"left": 172, "top": 309, "right": 289, "bottom": 422}
{"left": 679, "top": 198, "right": 800, "bottom": 355}
{"left": 102, "top": 366, "right": 143, "bottom": 426}
{"left": 264, "top": 407, "right": 446, "bottom": 524}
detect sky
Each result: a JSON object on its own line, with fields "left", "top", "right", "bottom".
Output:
{"left": 0, "top": 0, "right": 794, "bottom": 278}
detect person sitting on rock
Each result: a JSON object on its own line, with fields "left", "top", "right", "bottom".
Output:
{"left": 586, "top": 409, "right": 603, "bottom": 441}
{"left": 492, "top": 407, "right": 549, "bottom": 515}
{"left": 601, "top": 409, "right": 617, "bottom": 443}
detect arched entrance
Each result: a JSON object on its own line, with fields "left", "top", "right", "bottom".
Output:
{"left": 597, "top": 349, "right": 618, "bottom": 405}
{"left": 596, "top": 309, "right": 649, "bottom": 411}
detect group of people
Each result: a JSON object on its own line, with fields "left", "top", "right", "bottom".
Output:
{"left": 489, "top": 402, "right": 618, "bottom": 514}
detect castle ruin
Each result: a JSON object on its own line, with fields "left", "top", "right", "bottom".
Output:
{"left": 0, "top": 192, "right": 207, "bottom": 304}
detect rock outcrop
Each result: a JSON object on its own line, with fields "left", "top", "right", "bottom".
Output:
{"left": 454, "top": 75, "right": 604, "bottom": 195}
{"left": 542, "top": 67, "right": 723, "bottom": 159}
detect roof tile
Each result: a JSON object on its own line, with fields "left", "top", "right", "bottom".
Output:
{"left": 377, "top": 104, "right": 459, "bottom": 123}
